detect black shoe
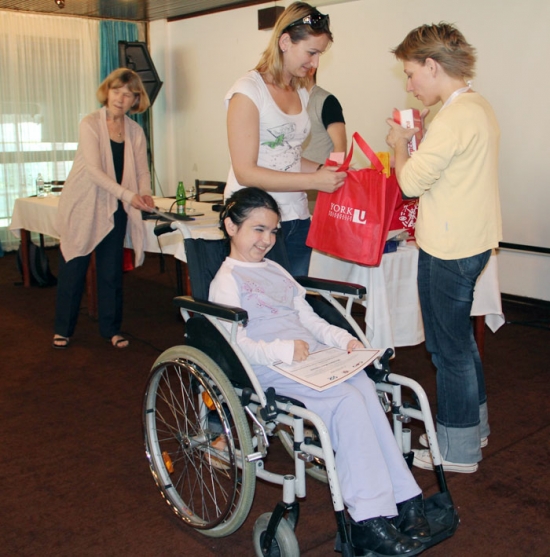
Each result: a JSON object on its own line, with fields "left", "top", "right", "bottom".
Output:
{"left": 394, "top": 494, "right": 431, "bottom": 542}
{"left": 350, "top": 516, "right": 424, "bottom": 556}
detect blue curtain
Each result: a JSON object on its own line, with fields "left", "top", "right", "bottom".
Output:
{"left": 99, "top": 20, "right": 138, "bottom": 80}
{"left": 99, "top": 21, "right": 144, "bottom": 128}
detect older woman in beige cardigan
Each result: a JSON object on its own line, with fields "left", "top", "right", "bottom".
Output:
{"left": 53, "top": 68, "right": 154, "bottom": 349}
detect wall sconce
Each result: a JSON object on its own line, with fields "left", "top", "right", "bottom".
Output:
{"left": 55, "top": 0, "right": 65, "bottom": 8}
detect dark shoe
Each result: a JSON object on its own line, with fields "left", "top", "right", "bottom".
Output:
{"left": 350, "top": 516, "right": 424, "bottom": 556}
{"left": 394, "top": 494, "right": 431, "bottom": 542}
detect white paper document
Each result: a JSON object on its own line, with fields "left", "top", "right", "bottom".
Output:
{"left": 268, "top": 347, "right": 381, "bottom": 391}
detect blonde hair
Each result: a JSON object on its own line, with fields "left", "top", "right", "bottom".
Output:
{"left": 392, "top": 22, "right": 477, "bottom": 80}
{"left": 255, "top": 2, "right": 333, "bottom": 90}
{"left": 96, "top": 68, "right": 150, "bottom": 114}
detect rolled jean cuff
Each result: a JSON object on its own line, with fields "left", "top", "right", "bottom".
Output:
{"left": 479, "top": 402, "right": 490, "bottom": 439}
{"left": 437, "top": 423, "right": 482, "bottom": 464}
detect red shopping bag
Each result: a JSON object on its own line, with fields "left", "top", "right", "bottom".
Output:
{"left": 307, "top": 132, "right": 400, "bottom": 266}
{"left": 390, "top": 197, "right": 418, "bottom": 239}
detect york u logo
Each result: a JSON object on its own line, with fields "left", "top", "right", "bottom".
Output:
{"left": 329, "top": 203, "right": 367, "bottom": 225}
{"left": 352, "top": 209, "right": 367, "bottom": 224}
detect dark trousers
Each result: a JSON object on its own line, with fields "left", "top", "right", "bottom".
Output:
{"left": 54, "top": 202, "right": 128, "bottom": 339}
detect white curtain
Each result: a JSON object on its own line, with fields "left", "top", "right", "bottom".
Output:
{"left": 0, "top": 11, "right": 99, "bottom": 251}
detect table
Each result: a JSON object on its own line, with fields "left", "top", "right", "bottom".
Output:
{"left": 309, "top": 243, "right": 505, "bottom": 354}
{"left": 9, "top": 196, "right": 223, "bottom": 313}
{"left": 9, "top": 196, "right": 222, "bottom": 259}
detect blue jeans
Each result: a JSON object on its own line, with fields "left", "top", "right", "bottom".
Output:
{"left": 418, "top": 248, "right": 491, "bottom": 463}
{"left": 280, "top": 218, "right": 312, "bottom": 277}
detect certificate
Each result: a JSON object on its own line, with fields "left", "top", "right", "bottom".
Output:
{"left": 268, "top": 347, "right": 381, "bottom": 391}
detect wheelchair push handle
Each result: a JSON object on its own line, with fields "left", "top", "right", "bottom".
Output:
{"left": 154, "top": 222, "right": 174, "bottom": 236}
{"left": 153, "top": 219, "right": 193, "bottom": 238}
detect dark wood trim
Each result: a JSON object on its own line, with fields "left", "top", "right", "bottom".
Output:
{"left": 167, "top": 0, "right": 271, "bottom": 22}
{"left": 20, "top": 229, "right": 31, "bottom": 287}
{"left": 499, "top": 242, "right": 550, "bottom": 255}
{"left": 501, "top": 293, "right": 550, "bottom": 309}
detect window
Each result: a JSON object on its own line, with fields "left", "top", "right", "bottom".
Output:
{"left": 0, "top": 12, "right": 99, "bottom": 250}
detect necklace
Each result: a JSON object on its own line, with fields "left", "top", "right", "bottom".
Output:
{"left": 109, "top": 117, "right": 123, "bottom": 139}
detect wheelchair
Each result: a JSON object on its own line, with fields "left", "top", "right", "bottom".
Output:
{"left": 143, "top": 220, "right": 459, "bottom": 556}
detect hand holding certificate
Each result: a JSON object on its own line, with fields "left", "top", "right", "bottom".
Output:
{"left": 268, "top": 347, "right": 381, "bottom": 391}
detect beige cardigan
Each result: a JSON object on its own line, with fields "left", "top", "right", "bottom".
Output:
{"left": 57, "top": 107, "right": 152, "bottom": 265}
{"left": 399, "top": 92, "right": 502, "bottom": 260}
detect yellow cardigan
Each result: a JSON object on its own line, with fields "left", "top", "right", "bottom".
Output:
{"left": 399, "top": 92, "right": 502, "bottom": 260}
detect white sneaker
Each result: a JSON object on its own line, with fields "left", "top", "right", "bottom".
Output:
{"left": 419, "top": 433, "right": 488, "bottom": 449}
{"left": 413, "top": 449, "right": 478, "bottom": 473}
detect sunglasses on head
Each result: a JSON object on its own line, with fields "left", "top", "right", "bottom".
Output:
{"left": 283, "top": 12, "right": 329, "bottom": 33}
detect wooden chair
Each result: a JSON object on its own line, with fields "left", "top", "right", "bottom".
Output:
{"left": 194, "top": 179, "right": 225, "bottom": 203}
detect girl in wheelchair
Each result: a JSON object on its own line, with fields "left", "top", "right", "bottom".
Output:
{"left": 209, "top": 187, "right": 431, "bottom": 556}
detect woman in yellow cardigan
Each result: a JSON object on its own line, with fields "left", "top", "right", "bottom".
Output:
{"left": 386, "top": 23, "right": 502, "bottom": 473}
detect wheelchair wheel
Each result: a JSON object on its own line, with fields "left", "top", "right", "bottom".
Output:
{"left": 252, "top": 513, "right": 300, "bottom": 557}
{"left": 143, "top": 345, "right": 256, "bottom": 537}
{"left": 276, "top": 425, "right": 328, "bottom": 484}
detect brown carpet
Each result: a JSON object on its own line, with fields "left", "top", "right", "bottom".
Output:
{"left": 1, "top": 246, "right": 549, "bottom": 557}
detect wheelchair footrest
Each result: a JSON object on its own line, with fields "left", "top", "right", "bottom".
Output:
{"left": 421, "top": 490, "right": 460, "bottom": 549}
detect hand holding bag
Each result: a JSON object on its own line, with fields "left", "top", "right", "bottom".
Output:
{"left": 306, "top": 132, "right": 400, "bottom": 266}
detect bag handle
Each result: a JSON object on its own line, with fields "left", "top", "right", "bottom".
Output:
{"left": 338, "top": 132, "right": 384, "bottom": 173}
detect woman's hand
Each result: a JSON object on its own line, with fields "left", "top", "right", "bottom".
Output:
{"left": 142, "top": 195, "right": 155, "bottom": 208}
{"left": 311, "top": 166, "right": 347, "bottom": 193}
{"left": 346, "top": 339, "right": 364, "bottom": 353}
{"left": 385, "top": 108, "right": 428, "bottom": 150}
{"left": 293, "top": 340, "right": 310, "bottom": 362}
{"left": 385, "top": 118, "right": 417, "bottom": 149}
{"left": 130, "top": 193, "right": 154, "bottom": 211}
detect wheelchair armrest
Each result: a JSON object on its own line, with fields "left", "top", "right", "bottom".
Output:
{"left": 295, "top": 276, "right": 366, "bottom": 297}
{"left": 172, "top": 295, "right": 248, "bottom": 323}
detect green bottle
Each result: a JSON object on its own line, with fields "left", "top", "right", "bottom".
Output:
{"left": 176, "top": 181, "right": 186, "bottom": 215}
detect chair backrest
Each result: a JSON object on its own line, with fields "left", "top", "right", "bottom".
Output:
{"left": 195, "top": 179, "right": 226, "bottom": 203}
{"left": 51, "top": 180, "right": 64, "bottom": 195}
{"left": 184, "top": 234, "right": 291, "bottom": 300}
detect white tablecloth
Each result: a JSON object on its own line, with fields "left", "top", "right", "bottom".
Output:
{"left": 309, "top": 243, "right": 505, "bottom": 351}
{"left": 9, "top": 196, "right": 223, "bottom": 261}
